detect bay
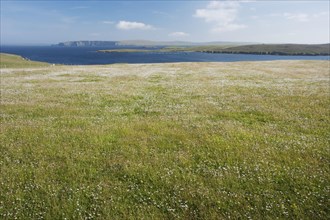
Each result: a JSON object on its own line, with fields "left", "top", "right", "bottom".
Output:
{"left": 1, "top": 46, "right": 329, "bottom": 65}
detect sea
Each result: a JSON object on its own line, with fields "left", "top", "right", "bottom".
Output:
{"left": 1, "top": 46, "right": 329, "bottom": 65}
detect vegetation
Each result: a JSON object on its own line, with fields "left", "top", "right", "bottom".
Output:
{"left": 1, "top": 53, "right": 329, "bottom": 219}
{"left": 97, "top": 44, "right": 330, "bottom": 56}
{"left": 0, "top": 53, "right": 50, "bottom": 68}
{"left": 196, "top": 44, "right": 330, "bottom": 56}
{"left": 98, "top": 45, "right": 233, "bottom": 53}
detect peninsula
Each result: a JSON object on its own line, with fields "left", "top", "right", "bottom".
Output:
{"left": 54, "top": 41, "right": 330, "bottom": 56}
{"left": 97, "top": 43, "right": 330, "bottom": 56}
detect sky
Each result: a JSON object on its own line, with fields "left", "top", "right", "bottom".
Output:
{"left": 1, "top": 0, "right": 329, "bottom": 45}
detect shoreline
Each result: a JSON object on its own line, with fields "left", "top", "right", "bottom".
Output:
{"left": 98, "top": 49, "right": 330, "bottom": 56}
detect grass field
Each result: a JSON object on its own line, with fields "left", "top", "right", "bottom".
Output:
{"left": 0, "top": 53, "right": 329, "bottom": 219}
{"left": 0, "top": 53, "right": 50, "bottom": 68}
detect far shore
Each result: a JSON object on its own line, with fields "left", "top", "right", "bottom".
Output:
{"left": 97, "top": 43, "right": 330, "bottom": 56}
{"left": 97, "top": 48, "right": 330, "bottom": 56}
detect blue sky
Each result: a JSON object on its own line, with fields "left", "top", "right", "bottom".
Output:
{"left": 1, "top": 0, "right": 329, "bottom": 45}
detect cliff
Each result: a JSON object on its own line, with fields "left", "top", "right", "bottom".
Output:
{"left": 55, "top": 41, "right": 117, "bottom": 47}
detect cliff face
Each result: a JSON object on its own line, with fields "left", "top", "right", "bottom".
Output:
{"left": 54, "top": 40, "right": 250, "bottom": 47}
{"left": 56, "top": 41, "right": 118, "bottom": 47}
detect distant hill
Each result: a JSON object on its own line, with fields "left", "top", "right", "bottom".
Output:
{"left": 55, "top": 41, "right": 117, "bottom": 47}
{"left": 198, "top": 44, "right": 330, "bottom": 56}
{"left": 115, "top": 40, "right": 251, "bottom": 46}
{"left": 0, "top": 53, "right": 50, "bottom": 68}
{"left": 53, "top": 41, "right": 330, "bottom": 56}
{"left": 53, "top": 40, "right": 251, "bottom": 47}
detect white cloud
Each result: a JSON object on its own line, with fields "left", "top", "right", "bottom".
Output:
{"left": 169, "top": 32, "right": 190, "bottom": 37}
{"left": 283, "top": 13, "right": 309, "bottom": 22}
{"left": 313, "top": 11, "right": 329, "bottom": 18}
{"left": 102, "top": 20, "right": 115, "bottom": 24}
{"left": 116, "top": 21, "right": 153, "bottom": 30}
{"left": 271, "top": 11, "right": 328, "bottom": 22}
{"left": 194, "top": 1, "right": 246, "bottom": 32}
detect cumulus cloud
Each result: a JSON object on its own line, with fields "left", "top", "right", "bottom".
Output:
{"left": 168, "top": 32, "right": 190, "bottom": 37}
{"left": 116, "top": 21, "right": 153, "bottom": 30}
{"left": 194, "top": 1, "right": 246, "bottom": 32}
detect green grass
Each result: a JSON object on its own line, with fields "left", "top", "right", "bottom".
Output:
{"left": 1, "top": 55, "right": 329, "bottom": 219}
{"left": 0, "top": 53, "right": 50, "bottom": 68}
{"left": 198, "top": 44, "right": 330, "bottom": 55}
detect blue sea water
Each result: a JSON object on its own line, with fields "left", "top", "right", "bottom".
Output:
{"left": 1, "top": 46, "right": 329, "bottom": 65}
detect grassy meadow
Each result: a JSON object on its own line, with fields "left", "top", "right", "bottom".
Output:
{"left": 0, "top": 53, "right": 329, "bottom": 219}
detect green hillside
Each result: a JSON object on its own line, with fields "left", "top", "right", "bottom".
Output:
{"left": 0, "top": 53, "right": 50, "bottom": 68}
{"left": 198, "top": 44, "right": 330, "bottom": 55}
{"left": 97, "top": 44, "right": 330, "bottom": 56}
